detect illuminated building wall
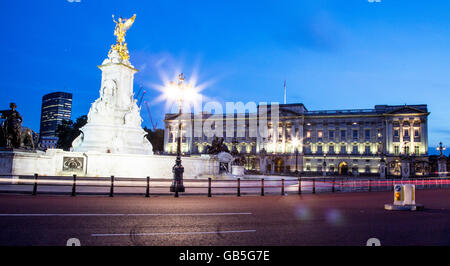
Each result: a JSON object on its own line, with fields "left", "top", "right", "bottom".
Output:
{"left": 164, "top": 104, "right": 429, "bottom": 175}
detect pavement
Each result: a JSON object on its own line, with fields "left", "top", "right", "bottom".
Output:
{"left": 0, "top": 189, "right": 449, "bottom": 246}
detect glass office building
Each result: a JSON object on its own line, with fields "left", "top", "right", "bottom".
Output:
{"left": 39, "top": 92, "right": 72, "bottom": 146}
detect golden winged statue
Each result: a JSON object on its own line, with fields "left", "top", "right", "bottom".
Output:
{"left": 109, "top": 14, "right": 136, "bottom": 61}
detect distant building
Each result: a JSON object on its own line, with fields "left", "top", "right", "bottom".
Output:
{"left": 39, "top": 92, "right": 72, "bottom": 149}
{"left": 164, "top": 103, "right": 430, "bottom": 176}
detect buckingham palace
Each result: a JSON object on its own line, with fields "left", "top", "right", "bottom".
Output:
{"left": 164, "top": 103, "right": 430, "bottom": 176}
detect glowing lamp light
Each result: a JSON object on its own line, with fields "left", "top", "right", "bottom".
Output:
{"left": 154, "top": 72, "right": 206, "bottom": 112}
{"left": 292, "top": 137, "right": 300, "bottom": 147}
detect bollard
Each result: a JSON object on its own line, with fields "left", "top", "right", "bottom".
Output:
{"left": 71, "top": 174, "right": 77, "bottom": 197}
{"left": 281, "top": 179, "right": 285, "bottom": 196}
{"left": 237, "top": 178, "right": 241, "bottom": 197}
{"left": 332, "top": 178, "right": 335, "bottom": 193}
{"left": 175, "top": 181, "right": 179, "bottom": 198}
{"left": 368, "top": 179, "right": 372, "bottom": 192}
{"left": 109, "top": 176, "right": 114, "bottom": 197}
{"left": 32, "top": 173, "right": 38, "bottom": 196}
{"left": 312, "top": 179, "right": 316, "bottom": 194}
{"left": 208, "top": 178, "right": 212, "bottom": 197}
{"left": 261, "top": 178, "right": 265, "bottom": 196}
{"left": 298, "top": 178, "right": 302, "bottom": 195}
{"left": 145, "top": 176, "right": 150, "bottom": 198}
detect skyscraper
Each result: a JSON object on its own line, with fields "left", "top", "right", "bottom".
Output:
{"left": 39, "top": 92, "right": 72, "bottom": 149}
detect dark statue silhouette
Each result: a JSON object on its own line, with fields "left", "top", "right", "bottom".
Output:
{"left": 205, "top": 137, "right": 229, "bottom": 155}
{"left": 0, "top": 103, "right": 35, "bottom": 149}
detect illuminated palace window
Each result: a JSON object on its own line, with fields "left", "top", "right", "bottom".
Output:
{"left": 352, "top": 130, "right": 358, "bottom": 140}
{"left": 317, "top": 145, "right": 323, "bottom": 154}
{"left": 329, "top": 145, "right": 335, "bottom": 154}
{"left": 352, "top": 145, "right": 358, "bottom": 154}
{"left": 306, "top": 130, "right": 311, "bottom": 138}
{"left": 329, "top": 130, "right": 334, "bottom": 140}
{"left": 341, "top": 130, "right": 346, "bottom": 140}
{"left": 365, "top": 129, "right": 370, "bottom": 140}
{"left": 340, "top": 145, "right": 346, "bottom": 154}
{"left": 318, "top": 130, "right": 323, "bottom": 138}
{"left": 394, "top": 146, "right": 399, "bottom": 155}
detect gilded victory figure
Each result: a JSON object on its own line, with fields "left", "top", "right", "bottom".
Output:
{"left": 109, "top": 14, "right": 136, "bottom": 61}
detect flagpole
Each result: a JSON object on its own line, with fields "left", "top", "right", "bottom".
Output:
{"left": 284, "top": 80, "right": 287, "bottom": 104}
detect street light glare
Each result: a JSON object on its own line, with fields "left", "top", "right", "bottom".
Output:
{"left": 292, "top": 137, "right": 299, "bottom": 147}
{"left": 153, "top": 72, "right": 205, "bottom": 112}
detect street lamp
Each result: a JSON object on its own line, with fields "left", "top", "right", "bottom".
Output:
{"left": 169, "top": 73, "right": 188, "bottom": 196}
{"left": 156, "top": 71, "right": 203, "bottom": 196}
{"left": 292, "top": 137, "right": 300, "bottom": 175}
{"left": 437, "top": 142, "right": 446, "bottom": 156}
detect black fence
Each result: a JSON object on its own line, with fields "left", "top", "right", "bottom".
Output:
{"left": 0, "top": 174, "right": 449, "bottom": 197}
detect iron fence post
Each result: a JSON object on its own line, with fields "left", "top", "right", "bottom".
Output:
{"left": 298, "top": 178, "right": 302, "bottom": 195}
{"left": 32, "top": 173, "right": 38, "bottom": 196}
{"left": 237, "top": 178, "right": 241, "bottom": 197}
{"left": 261, "top": 178, "right": 265, "bottom": 196}
{"left": 312, "top": 179, "right": 316, "bottom": 194}
{"left": 71, "top": 174, "right": 77, "bottom": 197}
{"left": 281, "top": 179, "right": 285, "bottom": 196}
{"left": 145, "top": 176, "right": 150, "bottom": 198}
{"left": 208, "top": 178, "right": 212, "bottom": 197}
{"left": 109, "top": 175, "right": 114, "bottom": 197}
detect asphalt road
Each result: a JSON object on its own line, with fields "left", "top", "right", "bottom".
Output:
{"left": 0, "top": 189, "right": 449, "bottom": 246}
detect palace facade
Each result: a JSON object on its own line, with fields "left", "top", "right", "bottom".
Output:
{"left": 164, "top": 103, "right": 430, "bottom": 176}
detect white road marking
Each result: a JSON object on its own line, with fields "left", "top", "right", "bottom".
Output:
{"left": 92, "top": 230, "right": 257, "bottom": 237}
{"left": 0, "top": 212, "right": 252, "bottom": 217}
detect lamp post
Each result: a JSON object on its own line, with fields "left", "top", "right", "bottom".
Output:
{"left": 170, "top": 73, "right": 186, "bottom": 195}
{"left": 437, "top": 142, "right": 446, "bottom": 156}
{"left": 292, "top": 137, "right": 300, "bottom": 175}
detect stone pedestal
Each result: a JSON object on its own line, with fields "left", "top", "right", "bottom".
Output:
{"left": 232, "top": 165, "right": 245, "bottom": 176}
{"left": 72, "top": 50, "right": 153, "bottom": 155}
{"left": 0, "top": 149, "right": 218, "bottom": 178}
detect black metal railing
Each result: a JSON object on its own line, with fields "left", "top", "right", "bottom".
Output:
{"left": 0, "top": 174, "right": 448, "bottom": 198}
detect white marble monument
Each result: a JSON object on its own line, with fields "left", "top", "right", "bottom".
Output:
{"left": 72, "top": 49, "right": 153, "bottom": 155}
{"left": 0, "top": 14, "right": 219, "bottom": 179}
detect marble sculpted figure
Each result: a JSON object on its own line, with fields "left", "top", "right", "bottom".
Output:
{"left": 72, "top": 14, "right": 153, "bottom": 155}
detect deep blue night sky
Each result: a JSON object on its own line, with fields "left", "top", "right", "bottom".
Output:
{"left": 1, "top": 0, "right": 449, "bottom": 154}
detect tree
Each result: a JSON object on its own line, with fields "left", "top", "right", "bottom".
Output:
{"left": 144, "top": 127, "right": 164, "bottom": 153}
{"left": 56, "top": 115, "right": 87, "bottom": 151}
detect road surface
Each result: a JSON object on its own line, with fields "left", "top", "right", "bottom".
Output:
{"left": 0, "top": 189, "right": 449, "bottom": 246}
